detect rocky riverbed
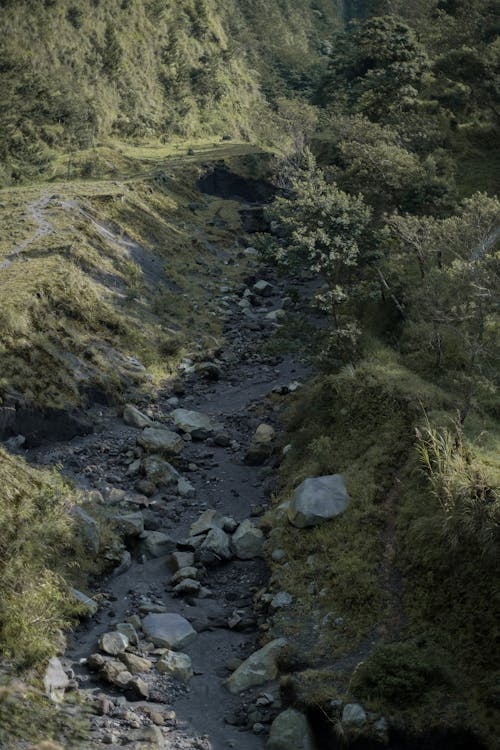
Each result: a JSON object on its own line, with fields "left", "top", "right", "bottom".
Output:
{"left": 26, "top": 263, "right": 310, "bottom": 750}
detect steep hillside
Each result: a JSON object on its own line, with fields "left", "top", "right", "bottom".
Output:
{"left": 0, "top": 0, "right": 343, "bottom": 184}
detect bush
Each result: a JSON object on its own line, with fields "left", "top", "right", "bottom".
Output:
{"left": 417, "top": 420, "right": 499, "bottom": 558}
{"left": 352, "top": 640, "right": 450, "bottom": 706}
{"left": 0, "top": 450, "right": 81, "bottom": 664}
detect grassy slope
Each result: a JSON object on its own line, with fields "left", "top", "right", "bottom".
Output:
{"left": 264, "top": 343, "right": 498, "bottom": 745}
{"left": 0, "top": 0, "right": 343, "bottom": 183}
{"left": 0, "top": 140, "right": 265, "bottom": 409}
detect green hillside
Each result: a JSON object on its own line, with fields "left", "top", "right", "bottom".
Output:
{"left": 0, "top": 0, "right": 343, "bottom": 184}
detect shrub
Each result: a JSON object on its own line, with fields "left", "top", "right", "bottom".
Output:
{"left": 417, "top": 419, "right": 499, "bottom": 558}
{"left": 352, "top": 640, "right": 450, "bottom": 706}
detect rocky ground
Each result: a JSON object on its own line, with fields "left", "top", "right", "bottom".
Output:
{"left": 27, "top": 261, "right": 309, "bottom": 750}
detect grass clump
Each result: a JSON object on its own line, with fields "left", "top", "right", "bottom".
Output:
{"left": 351, "top": 640, "right": 451, "bottom": 707}
{"left": 0, "top": 448, "right": 81, "bottom": 665}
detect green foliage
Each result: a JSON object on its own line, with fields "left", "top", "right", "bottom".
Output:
{"left": 352, "top": 640, "right": 450, "bottom": 706}
{"left": 0, "top": 449, "right": 80, "bottom": 664}
{"left": 319, "top": 16, "right": 429, "bottom": 121}
{"left": 417, "top": 419, "right": 499, "bottom": 557}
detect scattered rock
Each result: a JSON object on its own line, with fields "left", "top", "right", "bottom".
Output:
{"left": 287, "top": 475, "right": 350, "bottom": 528}
{"left": 253, "top": 280, "right": 273, "bottom": 297}
{"left": 138, "top": 427, "right": 184, "bottom": 457}
{"left": 254, "top": 423, "right": 275, "bottom": 444}
{"left": 140, "top": 531, "right": 176, "bottom": 558}
{"left": 123, "top": 404, "right": 155, "bottom": 429}
{"left": 169, "top": 550, "right": 195, "bottom": 571}
{"left": 98, "top": 631, "right": 129, "bottom": 656}
{"left": 142, "top": 613, "right": 196, "bottom": 650}
{"left": 267, "top": 708, "right": 315, "bottom": 750}
{"left": 44, "top": 657, "right": 69, "bottom": 703}
{"left": 115, "top": 622, "right": 139, "bottom": 646}
{"left": 342, "top": 703, "right": 367, "bottom": 726}
{"left": 72, "top": 507, "right": 100, "bottom": 554}
{"left": 196, "top": 362, "right": 221, "bottom": 381}
{"left": 171, "top": 409, "right": 218, "bottom": 439}
{"left": 226, "top": 638, "right": 288, "bottom": 694}
{"left": 173, "top": 578, "right": 201, "bottom": 597}
{"left": 231, "top": 519, "right": 264, "bottom": 559}
{"left": 157, "top": 651, "right": 193, "bottom": 682}
{"left": 119, "top": 652, "right": 153, "bottom": 674}
{"left": 70, "top": 587, "right": 98, "bottom": 616}
{"left": 177, "top": 477, "right": 196, "bottom": 498}
{"left": 190, "top": 509, "right": 224, "bottom": 536}
{"left": 200, "top": 527, "right": 232, "bottom": 561}
{"left": 270, "top": 591, "right": 293, "bottom": 610}
{"left": 143, "top": 455, "right": 179, "bottom": 485}
{"left": 110, "top": 512, "right": 144, "bottom": 537}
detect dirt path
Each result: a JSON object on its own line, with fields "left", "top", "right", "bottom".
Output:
{"left": 28, "top": 258, "right": 307, "bottom": 749}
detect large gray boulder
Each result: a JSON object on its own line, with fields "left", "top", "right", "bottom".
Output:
{"left": 71, "top": 587, "right": 98, "bottom": 617}
{"left": 287, "top": 475, "right": 349, "bottom": 528}
{"left": 72, "top": 506, "right": 100, "bottom": 554}
{"left": 140, "top": 531, "right": 176, "bottom": 559}
{"left": 142, "top": 455, "right": 179, "bottom": 486}
{"left": 267, "top": 708, "right": 316, "bottom": 750}
{"left": 190, "top": 508, "right": 225, "bottom": 537}
{"left": 99, "top": 631, "right": 129, "bottom": 656}
{"left": 170, "top": 409, "right": 218, "bottom": 439}
{"left": 226, "top": 638, "right": 287, "bottom": 694}
{"left": 342, "top": 703, "right": 367, "bottom": 726}
{"left": 138, "top": 427, "right": 184, "bottom": 456}
{"left": 200, "top": 527, "right": 232, "bottom": 561}
{"left": 123, "top": 404, "right": 155, "bottom": 429}
{"left": 232, "top": 519, "right": 264, "bottom": 560}
{"left": 44, "top": 657, "right": 69, "bottom": 703}
{"left": 156, "top": 650, "right": 193, "bottom": 682}
{"left": 142, "top": 613, "right": 196, "bottom": 650}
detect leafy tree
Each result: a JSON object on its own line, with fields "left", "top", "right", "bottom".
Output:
{"left": 103, "top": 22, "right": 123, "bottom": 76}
{"left": 386, "top": 193, "right": 500, "bottom": 414}
{"left": 268, "top": 150, "right": 371, "bottom": 364}
{"left": 318, "top": 16, "right": 429, "bottom": 122}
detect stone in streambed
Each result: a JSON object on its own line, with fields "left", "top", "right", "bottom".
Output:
{"left": 171, "top": 566, "right": 199, "bottom": 585}
{"left": 173, "top": 578, "right": 201, "bottom": 597}
{"left": 138, "top": 427, "right": 184, "bottom": 457}
{"left": 342, "top": 703, "right": 367, "bottom": 726}
{"left": 177, "top": 477, "right": 196, "bottom": 498}
{"left": 169, "top": 550, "right": 195, "bottom": 571}
{"left": 119, "top": 652, "right": 153, "bottom": 674}
{"left": 109, "top": 512, "right": 144, "bottom": 537}
{"left": 157, "top": 651, "right": 193, "bottom": 682}
{"left": 71, "top": 507, "right": 100, "bottom": 554}
{"left": 44, "top": 657, "right": 69, "bottom": 703}
{"left": 115, "top": 622, "right": 139, "bottom": 646}
{"left": 140, "top": 531, "right": 176, "bottom": 558}
{"left": 231, "top": 519, "right": 264, "bottom": 559}
{"left": 199, "top": 527, "right": 232, "bottom": 561}
{"left": 99, "top": 631, "right": 129, "bottom": 656}
{"left": 226, "top": 638, "right": 288, "bottom": 694}
{"left": 123, "top": 404, "right": 155, "bottom": 429}
{"left": 267, "top": 708, "right": 316, "bottom": 750}
{"left": 142, "top": 613, "right": 196, "bottom": 650}
{"left": 190, "top": 508, "right": 224, "bottom": 536}
{"left": 287, "top": 475, "right": 350, "bottom": 528}
{"left": 70, "top": 587, "right": 98, "bottom": 616}
{"left": 170, "top": 409, "right": 218, "bottom": 439}
{"left": 254, "top": 423, "right": 275, "bottom": 444}
{"left": 143, "top": 455, "right": 179, "bottom": 486}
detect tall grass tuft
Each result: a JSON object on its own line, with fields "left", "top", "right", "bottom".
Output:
{"left": 417, "top": 418, "right": 499, "bottom": 559}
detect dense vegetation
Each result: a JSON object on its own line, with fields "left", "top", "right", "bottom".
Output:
{"left": 0, "top": 0, "right": 498, "bottom": 747}
{"left": 262, "top": 1, "right": 499, "bottom": 745}
{"left": 0, "top": 0, "right": 342, "bottom": 184}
